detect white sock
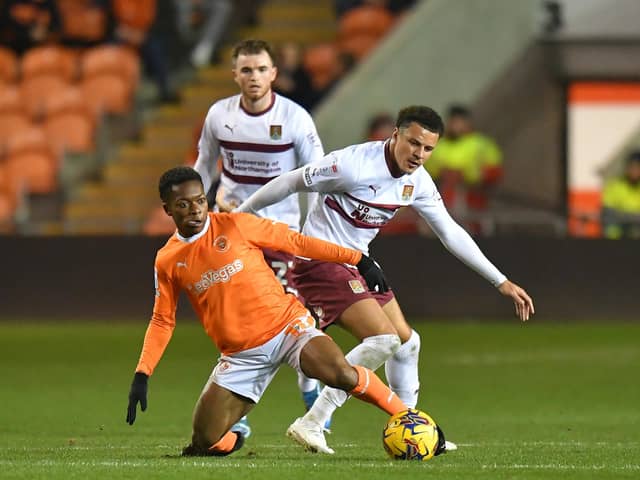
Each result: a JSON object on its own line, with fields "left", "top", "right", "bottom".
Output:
{"left": 297, "top": 370, "right": 318, "bottom": 393}
{"left": 385, "top": 329, "right": 420, "bottom": 407}
{"left": 304, "top": 334, "right": 400, "bottom": 427}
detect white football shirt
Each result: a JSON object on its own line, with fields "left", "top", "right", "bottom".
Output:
{"left": 300, "top": 140, "right": 507, "bottom": 286}
{"left": 194, "top": 92, "right": 324, "bottom": 230}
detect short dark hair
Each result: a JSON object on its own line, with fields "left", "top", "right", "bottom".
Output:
{"left": 447, "top": 104, "right": 471, "bottom": 118}
{"left": 627, "top": 150, "right": 640, "bottom": 165}
{"left": 232, "top": 39, "right": 275, "bottom": 66}
{"left": 158, "top": 167, "right": 203, "bottom": 202}
{"left": 368, "top": 112, "right": 394, "bottom": 132}
{"left": 396, "top": 106, "right": 444, "bottom": 136}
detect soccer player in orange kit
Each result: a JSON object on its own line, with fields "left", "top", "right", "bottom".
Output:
{"left": 125, "top": 166, "right": 423, "bottom": 456}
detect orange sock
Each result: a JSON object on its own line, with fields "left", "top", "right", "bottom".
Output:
{"left": 208, "top": 431, "right": 238, "bottom": 454}
{"left": 350, "top": 365, "right": 407, "bottom": 415}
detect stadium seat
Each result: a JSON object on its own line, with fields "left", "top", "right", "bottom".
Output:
{"left": 21, "top": 45, "right": 78, "bottom": 82}
{"left": 43, "top": 87, "right": 96, "bottom": 153}
{"left": 81, "top": 45, "right": 140, "bottom": 90}
{"left": 339, "top": 34, "right": 382, "bottom": 61}
{"left": 338, "top": 6, "right": 394, "bottom": 40}
{"left": 0, "top": 162, "right": 16, "bottom": 200}
{"left": 58, "top": 0, "right": 108, "bottom": 44}
{"left": 81, "top": 74, "right": 133, "bottom": 116}
{"left": 0, "top": 162, "right": 18, "bottom": 226}
{"left": 80, "top": 45, "right": 140, "bottom": 115}
{"left": 0, "top": 47, "right": 18, "bottom": 84}
{"left": 5, "top": 127, "right": 59, "bottom": 194}
{"left": 303, "top": 43, "right": 340, "bottom": 90}
{"left": 0, "top": 87, "right": 32, "bottom": 151}
{"left": 0, "top": 191, "right": 15, "bottom": 229}
{"left": 20, "top": 74, "right": 71, "bottom": 118}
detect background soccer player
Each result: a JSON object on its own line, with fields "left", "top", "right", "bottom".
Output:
{"left": 126, "top": 166, "right": 411, "bottom": 456}
{"left": 193, "top": 39, "right": 326, "bottom": 435}
{"left": 236, "top": 105, "right": 535, "bottom": 453}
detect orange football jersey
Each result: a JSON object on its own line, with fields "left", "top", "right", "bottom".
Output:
{"left": 135, "top": 212, "right": 361, "bottom": 375}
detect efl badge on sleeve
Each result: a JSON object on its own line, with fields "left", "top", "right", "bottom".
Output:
{"left": 401, "top": 184, "right": 414, "bottom": 201}
{"left": 348, "top": 279, "right": 366, "bottom": 294}
{"left": 270, "top": 125, "right": 282, "bottom": 140}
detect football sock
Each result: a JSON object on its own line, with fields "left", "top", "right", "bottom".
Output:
{"left": 385, "top": 329, "right": 421, "bottom": 407}
{"left": 208, "top": 431, "right": 240, "bottom": 455}
{"left": 350, "top": 365, "right": 407, "bottom": 415}
{"left": 304, "top": 334, "right": 400, "bottom": 426}
{"left": 298, "top": 370, "right": 319, "bottom": 396}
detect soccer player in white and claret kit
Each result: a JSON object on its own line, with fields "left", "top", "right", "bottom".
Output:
{"left": 237, "top": 106, "right": 535, "bottom": 454}
{"left": 193, "top": 39, "right": 325, "bottom": 436}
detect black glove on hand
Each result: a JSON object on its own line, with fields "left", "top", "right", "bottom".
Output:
{"left": 356, "top": 254, "right": 389, "bottom": 293}
{"left": 126, "top": 372, "right": 148, "bottom": 425}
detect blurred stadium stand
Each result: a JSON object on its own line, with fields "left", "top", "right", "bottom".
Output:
{"left": 0, "top": 0, "right": 640, "bottom": 238}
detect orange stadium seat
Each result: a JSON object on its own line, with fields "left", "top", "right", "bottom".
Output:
{"left": 20, "top": 74, "right": 71, "bottom": 118}
{"left": 43, "top": 87, "right": 96, "bottom": 153}
{"left": 0, "top": 163, "right": 18, "bottom": 224}
{"left": 0, "top": 47, "right": 18, "bottom": 83}
{"left": 21, "top": 45, "right": 78, "bottom": 82}
{"left": 5, "top": 127, "right": 59, "bottom": 194}
{"left": 303, "top": 43, "right": 340, "bottom": 90}
{"left": 58, "top": 0, "right": 108, "bottom": 44}
{"left": 82, "top": 45, "right": 140, "bottom": 89}
{"left": 81, "top": 74, "right": 132, "bottom": 115}
{"left": 0, "top": 86, "right": 32, "bottom": 146}
{"left": 338, "top": 6, "right": 394, "bottom": 40}
{"left": 0, "top": 191, "right": 16, "bottom": 230}
{"left": 339, "top": 34, "right": 381, "bottom": 61}
{"left": 81, "top": 45, "right": 140, "bottom": 115}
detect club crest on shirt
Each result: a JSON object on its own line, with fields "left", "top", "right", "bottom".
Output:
{"left": 270, "top": 125, "right": 282, "bottom": 140}
{"left": 214, "top": 235, "right": 230, "bottom": 252}
{"left": 402, "top": 184, "right": 414, "bottom": 201}
{"left": 349, "top": 279, "right": 366, "bottom": 294}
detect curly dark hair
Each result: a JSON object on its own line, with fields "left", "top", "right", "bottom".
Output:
{"left": 158, "top": 167, "right": 203, "bottom": 202}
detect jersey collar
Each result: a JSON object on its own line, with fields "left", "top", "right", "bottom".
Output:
{"left": 384, "top": 141, "right": 404, "bottom": 178}
{"left": 239, "top": 92, "right": 276, "bottom": 116}
{"left": 175, "top": 214, "right": 211, "bottom": 243}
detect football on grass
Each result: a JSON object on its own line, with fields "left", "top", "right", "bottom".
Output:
{"left": 382, "top": 408, "right": 440, "bottom": 461}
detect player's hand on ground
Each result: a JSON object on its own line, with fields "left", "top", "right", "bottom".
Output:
{"left": 126, "top": 372, "right": 148, "bottom": 425}
{"left": 498, "top": 280, "right": 534, "bottom": 321}
{"left": 356, "top": 254, "right": 389, "bottom": 293}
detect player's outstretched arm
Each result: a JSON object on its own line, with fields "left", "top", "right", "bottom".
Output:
{"left": 126, "top": 372, "right": 148, "bottom": 425}
{"left": 236, "top": 169, "right": 309, "bottom": 214}
{"left": 497, "top": 280, "right": 535, "bottom": 321}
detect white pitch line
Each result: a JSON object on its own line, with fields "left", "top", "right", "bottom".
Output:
{"left": 0, "top": 460, "right": 638, "bottom": 471}
{"left": 1, "top": 440, "right": 638, "bottom": 452}
{"left": 456, "top": 441, "right": 639, "bottom": 448}
{"left": 481, "top": 464, "right": 640, "bottom": 471}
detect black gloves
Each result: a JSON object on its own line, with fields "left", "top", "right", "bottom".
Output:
{"left": 126, "top": 372, "right": 148, "bottom": 425}
{"left": 356, "top": 254, "right": 389, "bottom": 293}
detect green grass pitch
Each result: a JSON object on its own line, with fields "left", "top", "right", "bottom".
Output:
{"left": 0, "top": 320, "right": 638, "bottom": 479}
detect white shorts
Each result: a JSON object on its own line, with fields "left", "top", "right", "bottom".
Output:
{"left": 206, "top": 314, "right": 325, "bottom": 403}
